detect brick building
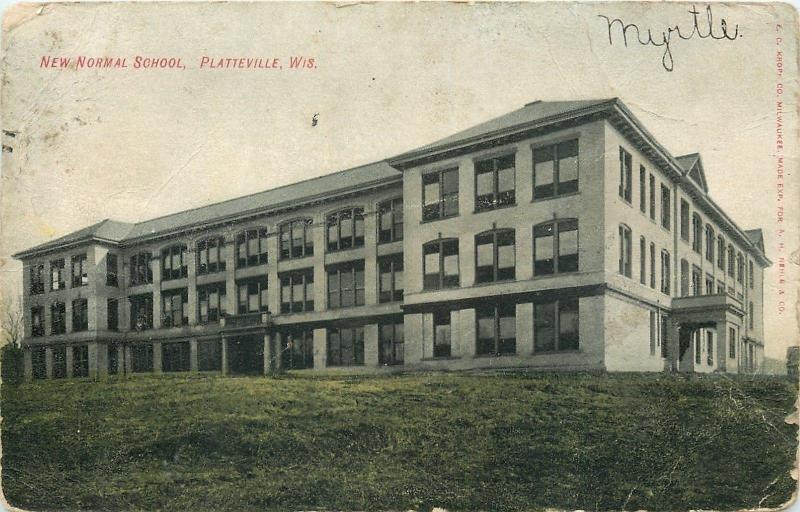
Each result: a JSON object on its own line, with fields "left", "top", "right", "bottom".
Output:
{"left": 13, "top": 98, "right": 768, "bottom": 380}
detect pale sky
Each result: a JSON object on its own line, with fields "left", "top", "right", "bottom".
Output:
{"left": 1, "top": 2, "right": 798, "bottom": 359}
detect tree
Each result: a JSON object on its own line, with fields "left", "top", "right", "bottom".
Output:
{"left": 0, "top": 291, "right": 24, "bottom": 348}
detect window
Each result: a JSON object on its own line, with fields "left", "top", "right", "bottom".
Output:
{"left": 280, "top": 270, "right": 314, "bottom": 313}
{"left": 691, "top": 266, "right": 702, "bottom": 296}
{"left": 695, "top": 331, "right": 701, "bottom": 365}
{"left": 475, "top": 153, "right": 515, "bottom": 211}
{"left": 706, "top": 331, "right": 714, "bottom": 366}
{"left": 53, "top": 346, "right": 66, "bottom": 379}
{"left": 433, "top": 310, "right": 451, "bottom": 358}
{"left": 32, "top": 346, "right": 47, "bottom": 380}
{"left": 51, "top": 302, "right": 66, "bottom": 334}
{"left": 660, "top": 250, "right": 671, "bottom": 295}
{"left": 692, "top": 214, "right": 702, "bottom": 253}
{"left": 648, "top": 174, "right": 656, "bottom": 220}
{"left": 736, "top": 252, "right": 744, "bottom": 284}
{"left": 533, "top": 139, "right": 579, "bottom": 199}
{"left": 649, "top": 311, "right": 656, "bottom": 356}
{"left": 680, "top": 200, "right": 690, "bottom": 241}
{"left": 680, "top": 259, "right": 689, "bottom": 296}
{"left": 161, "top": 244, "right": 188, "bottom": 280}
{"left": 618, "top": 147, "right": 632, "bottom": 203}
{"left": 198, "top": 283, "right": 227, "bottom": 323}
{"left": 69, "top": 255, "right": 88, "bottom": 288}
{"left": 729, "top": 327, "right": 737, "bottom": 358}
{"left": 108, "top": 343, "right": 119, "bottom": 375}
{"left": 197, "top": 237, "right": 226, "bottom": 274}
{"left": 280, "top": 219, "right": 314, "bottom": 259}
{"left": 639, "top": 166, "right": 646, "bottom": 212}
{"left": 198, "top": 340, "right": 221, "bottom": 371}
{"left": 705, "top": 225, "right": 715, "bottom": 262}
{"left": 422, "top": 168, "right": 459, "bottom": 221}
{"left": 282, "top": 329, "right": 314, "bottom": 370}
{"left": 705, "top": 274, "right": 714, "bottom": 295}
{"left": 749, "top": 301, "right": 754, "bottom": 329}
{"left": 649, "top": 242, "right": 656, "bottom": 288}
{"left": 130, "top": 252, "right": 153, "bottom": 286}
{"left": 378, "top": 256, "right": 404, "bottom": 303}
{"left": 50, "top": 258, "right": 64, "bottom": 291}
{"left": 717, "top": 281, "right": 726, "bottom": 295}
{"left": 748, "top": 260, "right": 755, "bottom": 289}
{"left": 236, "top": 228, "right": 268, "bottom": 267}
{"left": 423, "top": 239, "right": 459, "bottom": 290}
{"left": 29, "top": 263, "right": 45, "bottom": 295}
{"left": 327, "top": 208, "right": 365, "bottom": 251}
{"left": 162, "top": 342, "right": 190, "bottom": 372}
{"left": 72, "top": 345, "right": 88, "bottom": 378}
{"left": 534, "top": 297, "right": 579, "bottom": 352}
{"left": 130, "top": 294, "right": 153, "bottom": 331}
{"left": 237, "top": 277, "right": 268, "bottom": 314}
{"left": 477, "top": 304, "right": 516, "bottom": 356}
{"left": 717, "top": 236, "right": 726, "bottom": 270}
{"left": 107, "top": 299, "right": 118, "bottom": 331}
{"left": 31, "top": 306, "right": 44, "bottom": 337}
{"left": 161, "top": 289, "right": 188, "bottom": 327}
{"left": 378, "top": 199, "right": 403, "bottom": 243}
{"left": 660, "top": 185, "right": 671, "bottom": 230}
{"left": 71, "top": 298, "right": 88, "bottom": 332}
{"left": 727, "top": 244, "right": 735, "bottom": 276}
{"left": 131, "top": 344, "right": 154, "bottom": 373}
{"left": 660, "top": 315, "right": 669, "bottom": 358}
{"left": 327, "top": 326, "right": 364, "bottom": 366}
{"left": 327, "top": 261, "right": 365, "bottom": 309}
{"left": 534, "top": 219, "right": 578, "bottom": 276}
{"left": 475, "top": 229, "right": 516, "bottom": 283}
{"left": 637, "top": 237, "right": 646, "bottom": 284}
{"left": 106, "top": 254, "right": 118, "bottom": 286}
{"left": 618, "top": 224, "right": 632, "bottom": 278}
{"left": 379, "top": 322, "right": 404, "bottom": 366}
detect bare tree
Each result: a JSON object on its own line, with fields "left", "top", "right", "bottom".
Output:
{"left": 0, "top": 291, "right": 23, "bottom": 348}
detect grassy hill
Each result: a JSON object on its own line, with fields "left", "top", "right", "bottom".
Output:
{"left": 2, "top": 372, "right": 797, "bottom": 511}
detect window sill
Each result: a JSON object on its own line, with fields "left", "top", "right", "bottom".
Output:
{"left": 325, "top": 245, "right": 366, "bottom": 255}
{"left": 530, "top": 191, "right": 581, "bottom": 203}
{"left": 422, "top": 356, "right": 461, "bottom": 361}
{"left": 532, "top": 349, "right": 582, "bottom": 355}
{"left": 420, "top": 213, "right": 460, "bottom": 225}
{"left": 473, "top": 202, "right": 517, "bottom": 215}
{"left": 475, "top": 352, "right": 517, "bottom": 358}
{"left": 377, "top": 239, "right": 403, "bottom": 245}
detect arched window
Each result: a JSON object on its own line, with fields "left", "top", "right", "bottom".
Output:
{"left": 130, "top": 252, "right": 153, "bottom": 286}
{"left": 197, "top": 236, "right": 226, "bottom": 275}
{"left": 236, "top": 228, "right": 268, "bottom": 268}
{"left": 705, "top": 225, "right": 715, "bottom": 263}
{"left": 327, "top": 207, "right": 364, "bottom": 251}
{"left": 475, "top": 228, "right": 515, "bottom": 283}
{"left": 161, "top": 244, "right": 188, "bottom": 281}
{"left": 279, "top": 219, "right": 314, "bottom": 259}
{"left": 423, "top": 238, "right": 459, "bottom": 290}
{"left": 534, "top": 219, "right": 579, "bottom": 276}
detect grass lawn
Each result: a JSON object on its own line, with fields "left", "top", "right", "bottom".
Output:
{"left": 1, "top": 371, "right": 797, "bottom": 511}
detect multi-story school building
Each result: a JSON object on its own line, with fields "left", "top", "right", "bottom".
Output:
{"left": 13, "top": 98, "right": 768, "bottom": 380}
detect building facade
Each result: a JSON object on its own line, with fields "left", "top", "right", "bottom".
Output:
{"left": 13, "top": 98, "right": 769, "bottom": 380}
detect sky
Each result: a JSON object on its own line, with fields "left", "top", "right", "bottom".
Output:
{"left": 0, "top": 1, "right": 797, "bottom": 359}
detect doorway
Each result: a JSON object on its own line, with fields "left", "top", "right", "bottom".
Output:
{"left": 228, "top": 335, "right": 264, "bottom": 375}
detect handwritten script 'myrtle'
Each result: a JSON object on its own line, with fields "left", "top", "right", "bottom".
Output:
{"left": 598, "top": 5, "right": 740, "bottom": 72}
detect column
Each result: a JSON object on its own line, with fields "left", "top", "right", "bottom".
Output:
{"left": 403, "top": 313, "right": 424, "bottom": 364}
{"left": 124, "top": 345, "right": 133, "bottom": 375}
{"left": 515, "top": 144, "right": 534, "bottom": 212}
{"left": 190, "top": 338, "right": 199, "bottom": 372}
{"left": 364, "top": 324, "right": 379, "bottom": 367}
{"left": 422, "top": 312, "right": 434, "bottom": 359}
{"left": 152, "top": 250, "right": 162, "bottom": 329}
{"left": 90, "top": 341, "right": 106, "bottom": 379}
{"left": 267, "top": 235, "right": 280, "bottom": 315}
{"left": 23, "top": 348, "right": 32, "bottom": 381}
{"left": 187, "top": 248, "right": 198, "bottom": 325}
{"left": 313, "top": 328, "right": 327, "bottom": 369}
{"left": 65, "top": 346, "right": 73, "bottom": 378}
{"left": 274, "top": 332, "right": 283, "bottom": 371}
{"left": 716, "top": 322, "right": 727, "bottom": 371}
{"left": 364, "top": 211, "right": 378, "bottom": 305}
{"left": 457, "top": 308, "right": 476, "bottom": 358}
{"left": 263, "top": 332, "right": 273, "bottom": 374}
{"left": 221, "top": 336, "right": 228, "bottom": 375}
{"left": 65, "top": 300, "right": 73, "bottom": 334}
{"left": 516, "top": 303, "right": 534, "bottom": 354}
{"left": 45, "top": 346, "right": 53, "bottom": 379}
{"left": 152, "top": 341, "right": 162, "bottom": 373}
{"left": 224, "top": 238, "right": 237, "bottom": 315}
{"left": 668, "top": 321, "right": 681, "bottom": 372}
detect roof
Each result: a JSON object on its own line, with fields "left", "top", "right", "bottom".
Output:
{"left": 14, "top": 160, "right": 400, "bottom": 258}
{"left": 400, "top": 99, "right": 614, "bottom": 158}
{"left": 745, "top": 229, "right": 765, "bottom": 252}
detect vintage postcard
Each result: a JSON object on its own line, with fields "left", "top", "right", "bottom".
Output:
{"left": 0, "top": 1, "right": 798, "bottom": 511}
